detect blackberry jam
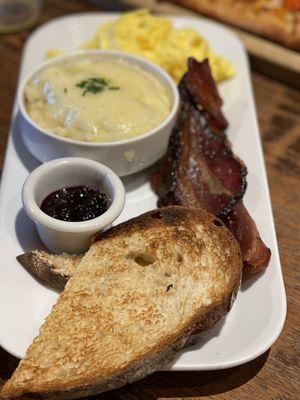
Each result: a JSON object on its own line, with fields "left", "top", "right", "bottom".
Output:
{"left": 41, "top": 185, "right": 108, "bottom": 222}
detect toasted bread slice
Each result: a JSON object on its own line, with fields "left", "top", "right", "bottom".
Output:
{"left": 2, "top": 206, "right": 242, "bottom": 400}
{"left": 17, "top": 251, "right": 82, "bottom": 291}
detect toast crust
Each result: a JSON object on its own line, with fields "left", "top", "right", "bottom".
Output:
{"left": 2, "top": 206, "right": 242, "bottom": 399}
{"left": 17, "top": 252, "right": 81, "bottom": 291}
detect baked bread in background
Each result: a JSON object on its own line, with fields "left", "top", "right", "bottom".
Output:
{"left": 168, "top": 0, "right": 300, "bottom": 50}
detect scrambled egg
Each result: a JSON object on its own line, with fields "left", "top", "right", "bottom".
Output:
{"left": 47, "top": 10, "right": 235, "bottom": 83}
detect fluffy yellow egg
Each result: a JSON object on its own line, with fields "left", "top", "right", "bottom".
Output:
{"left": 83, "top": 9, "right": 235, "bottom": 83}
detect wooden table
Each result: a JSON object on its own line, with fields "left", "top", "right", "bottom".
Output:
{"left": 0, "top": 1, "right": 299, "bottom": 399}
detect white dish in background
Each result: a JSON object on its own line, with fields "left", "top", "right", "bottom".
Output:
{"left": 0, "top": 13, "right": 286, "bottom": 370}
{"left": 18, "top": 50, "right": 179, "bottom": 177}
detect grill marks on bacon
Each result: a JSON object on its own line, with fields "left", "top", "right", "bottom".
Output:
{"left": 152, "top": 58, "right": 271, "bottom": 276}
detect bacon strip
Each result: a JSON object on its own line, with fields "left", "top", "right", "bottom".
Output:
{"left": 184, "top": 58, "right": 228, "bottom": 133}
{"left": 223, "top": 201, "right": 271, "bottom": 277}
{"left": 152, "top": 58, "right": 271, "bottom": 276}
{"left": 155, "top": 102, "right": 247, "bottom": 216}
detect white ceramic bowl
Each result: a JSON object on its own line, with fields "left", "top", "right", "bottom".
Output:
{"left": 22, "top": 157, "right": 125, "bottom": 254}
{"left": 18, "top": 50, "right": 179, "bottom": 177}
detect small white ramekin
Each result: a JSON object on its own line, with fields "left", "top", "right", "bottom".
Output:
{"left": 18, "top": 50, "right": 179, "bottom": 177}
{"left": 22, "top": 157, "right": 125, "bottom": 254}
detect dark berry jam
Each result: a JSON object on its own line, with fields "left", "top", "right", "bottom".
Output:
{"left": 40, "top": 185, "right": 108, "bottom": 222}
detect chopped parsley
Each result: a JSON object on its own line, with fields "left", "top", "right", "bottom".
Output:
{"left": 76, "top": 77, "right": 120, "bottom": 96}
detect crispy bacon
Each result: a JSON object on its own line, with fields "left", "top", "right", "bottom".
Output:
{"left": 152, "top": 58, "right": 271, "bottom": 276}
{"left": 155, "top": 102, "right": 247, "bottom": 216}
{"left": 223, "top": 201, "right": 271, "bottom": 277}
{"left": 155, "top": 59, "right": 247, "bottom": 217}
{"left": 184, "top": 58, "right": 228, "bottom": 133}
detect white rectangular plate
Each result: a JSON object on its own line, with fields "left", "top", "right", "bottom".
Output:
{"left": 0, "top": 13, "right": 286, "bottom": 370}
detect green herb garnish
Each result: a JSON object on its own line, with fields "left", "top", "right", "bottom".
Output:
{"left": 76, "top": 77, "right": 120, "bottom": 96}
{"left": 64, "top": 88, "right": 67, "bottom": 93}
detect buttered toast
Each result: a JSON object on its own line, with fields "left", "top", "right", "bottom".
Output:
{"left": 2, "top": 206, "right": 242, "bottom": 399}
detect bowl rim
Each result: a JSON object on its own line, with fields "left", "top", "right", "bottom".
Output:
{"left": 18, "top": 49, "right": 180, "bottom": 147}
{"left": 22, "top": 157, "right": 126, "bottom": 233}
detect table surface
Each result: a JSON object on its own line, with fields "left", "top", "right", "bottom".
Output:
{"left": 0, "top": 1, "right": 299, "bottom": 399}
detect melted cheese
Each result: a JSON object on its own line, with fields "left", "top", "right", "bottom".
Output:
{"left": 25, "top": 57, "right": 172, "bottom": 142}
